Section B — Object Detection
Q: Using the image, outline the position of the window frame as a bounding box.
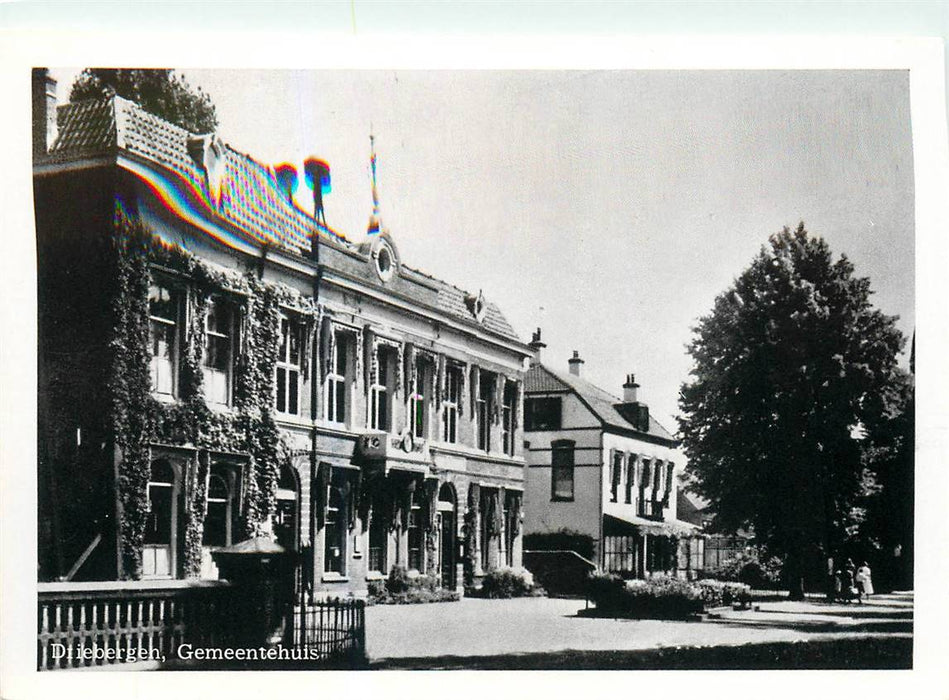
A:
[524,396,562,431]
[203,296,235,407]
[323,483,346,574]
[143,459,180,579]
[275,315,303,417]
[202,466,235,549]
[148,280,183,398]
[407,488,424,572]
[501,381,516,457]
[477,372,493,452]
[369,345,394,432]
[550,439,576,502]
[638,459,651,516]
[610,450,623,503]
[625,453,636,504]
[323,331,350,425]
[410,356,431,440]
[368,493,388,575]
[441,364,461,443]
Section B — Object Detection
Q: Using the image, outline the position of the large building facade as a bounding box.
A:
[522,332,700,579]
[33,70,531,597]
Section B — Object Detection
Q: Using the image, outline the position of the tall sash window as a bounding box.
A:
[276,316,302,416]
[203,298,234,406]
[148,282,181,396]
[442,365,461,443]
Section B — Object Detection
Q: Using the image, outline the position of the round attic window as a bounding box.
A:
[375,243,395,282]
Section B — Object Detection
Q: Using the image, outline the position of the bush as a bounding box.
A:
[587,573,705,619]
[479,567,543,598]
[695,578,752,608]
[524,529,595,561]
[709,550,783,589]
[367,565,460,605]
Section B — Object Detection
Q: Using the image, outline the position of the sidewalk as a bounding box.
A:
[366,591,912,669]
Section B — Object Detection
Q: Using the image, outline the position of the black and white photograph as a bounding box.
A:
[2,5,949,699]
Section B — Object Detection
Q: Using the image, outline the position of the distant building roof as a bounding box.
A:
[524,363,677,445]
[676,490,706,527]
[40,96,521,342]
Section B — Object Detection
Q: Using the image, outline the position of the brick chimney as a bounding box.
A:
[622,373,639,402]
[568,350,584,377]
[528,327,546,365]
[32,68,57,157]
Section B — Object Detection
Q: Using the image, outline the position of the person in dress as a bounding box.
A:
[843,559,857,603]
[856,561,874,601]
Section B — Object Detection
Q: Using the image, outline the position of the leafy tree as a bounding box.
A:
[70,69,217,134]
[678,224,906,599]
[858,371,914,590]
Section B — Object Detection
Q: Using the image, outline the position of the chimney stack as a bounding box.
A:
[528,327,546,365]
[32,68,57,157]
[623,373,640,403]
[568,350,584,377]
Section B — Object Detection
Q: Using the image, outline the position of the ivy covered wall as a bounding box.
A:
[109,205,316,578]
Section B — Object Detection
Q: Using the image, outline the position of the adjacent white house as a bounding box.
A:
[522,330,701,579]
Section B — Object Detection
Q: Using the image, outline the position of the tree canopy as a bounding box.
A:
[678,223,906,598]
[70,68,218,134]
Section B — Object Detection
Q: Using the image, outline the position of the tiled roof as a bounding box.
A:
[524,363,571,393]
[676,490,705,527]
[525,363,677,444]
[43,96,523,343]
[432,283,518,340]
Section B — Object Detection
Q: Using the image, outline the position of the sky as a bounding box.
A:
[50,68,915,432]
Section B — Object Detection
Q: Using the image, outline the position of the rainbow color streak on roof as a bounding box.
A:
[41,95,523,343]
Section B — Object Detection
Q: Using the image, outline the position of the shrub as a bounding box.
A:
[366,579,387,599]
[385,565,412,594]
[587,573,705,619]
[695,578,752,608]
[479,567,542,598]
[709,550,783,589]
[367,565,460,605]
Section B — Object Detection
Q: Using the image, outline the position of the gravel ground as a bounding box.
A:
[365,591,912,666]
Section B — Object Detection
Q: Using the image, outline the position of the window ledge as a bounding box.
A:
[365,572,385,581]
[321,574,350,583]
[551,496,575,503]
[275,413,312,428]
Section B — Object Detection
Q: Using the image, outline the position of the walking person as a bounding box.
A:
[856,561,874,602]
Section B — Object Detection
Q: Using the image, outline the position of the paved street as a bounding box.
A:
[366,591,912,669]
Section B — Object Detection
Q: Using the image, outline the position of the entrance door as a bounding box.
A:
[437,483,456,589]
[438,510,455,589]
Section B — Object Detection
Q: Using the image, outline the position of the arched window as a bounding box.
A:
[203,470,232,548]
[144,460,178,578]
[274,465,299,551]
